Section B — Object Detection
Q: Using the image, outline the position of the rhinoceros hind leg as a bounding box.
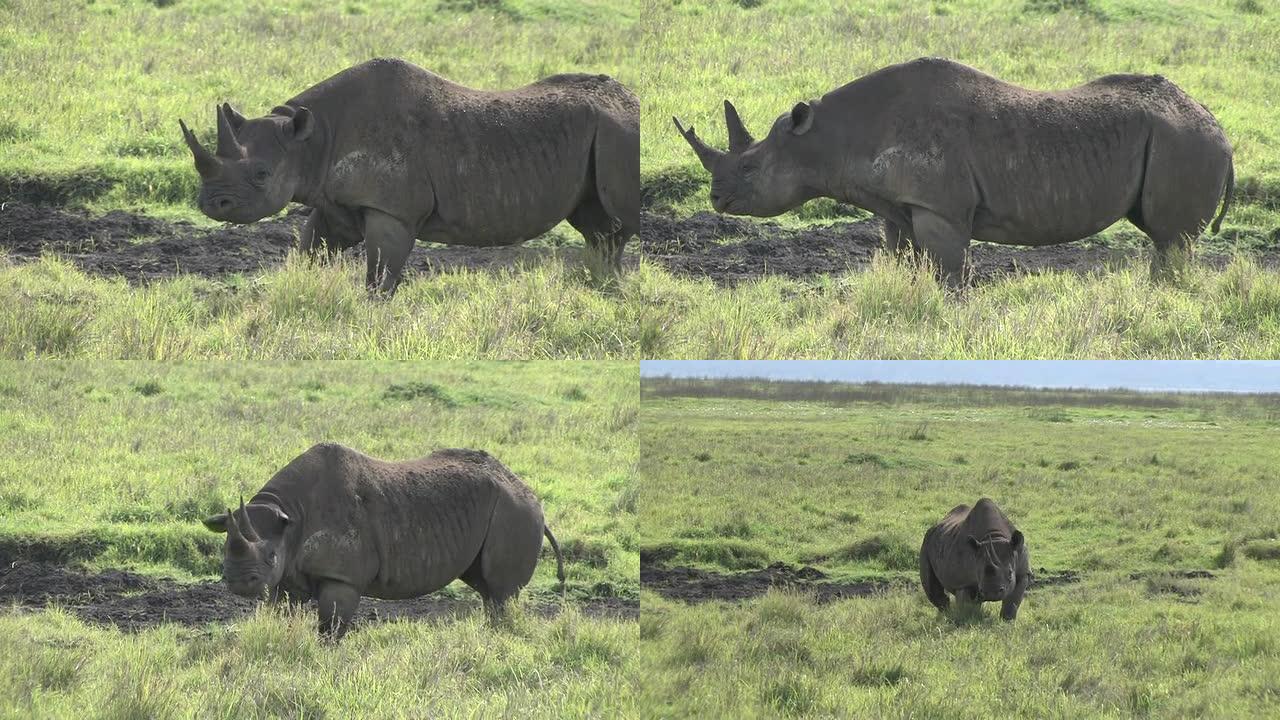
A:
[362,208,415,295]
[471,491,544,616]
[569,196,628,282]
[316,580,360,640]
[908,207,970,286]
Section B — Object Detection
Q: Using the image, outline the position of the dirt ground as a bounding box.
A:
[641,210,1280,286]
[641,560,1090,604]
[0,560,637,631]
[0,200,624,284]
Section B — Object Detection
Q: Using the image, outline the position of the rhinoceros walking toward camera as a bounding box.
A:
[180,57,638,293]
[675,57,1233,282]
[920,498,1030,621]
[202,443,565,639]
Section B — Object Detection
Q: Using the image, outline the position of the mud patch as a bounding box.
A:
[641,211,1280,286]
[642,562,1082,603]
[0,201,626,285]
[0,561,636,631]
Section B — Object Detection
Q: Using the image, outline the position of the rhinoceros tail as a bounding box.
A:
[1211,160,1234,235]
[544,525,566,599]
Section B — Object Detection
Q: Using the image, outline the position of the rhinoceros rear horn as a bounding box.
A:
[673,116,723,171]
[179,119,219,179]
[226,507,251,554]
[723,100,754,152]
[216,104,244,158]
[238,495,261,542]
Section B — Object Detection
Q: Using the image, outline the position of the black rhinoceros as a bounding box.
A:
[181,58,638,293]
[202,443,565,638]
[920,498,1030,621]
[676,57,1233,282]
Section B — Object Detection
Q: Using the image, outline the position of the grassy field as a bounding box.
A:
[638,379,1280,717]
[0,253,642,359]
[0,361,639,717]
[0,0,643,359]
[638,0,1280,358]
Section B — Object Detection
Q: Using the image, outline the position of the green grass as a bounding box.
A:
[0,0,639,217]
[0,360,638,716]
[0,253,643,358]
[0,0,643,359]
[636,253,1280,358]
[639,0,1280,358]
[0,360,638,595]
[1,606,637,719]
[638,382,1280,717]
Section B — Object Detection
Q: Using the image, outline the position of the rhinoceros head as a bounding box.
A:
[178,103,315,224]
[969,530,1023,601]
[202,497,291,599]
[673,99,821,217]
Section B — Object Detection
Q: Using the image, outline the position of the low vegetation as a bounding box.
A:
[0,361,639,717]
[639,379,1280,717]
[639,0,1280,359]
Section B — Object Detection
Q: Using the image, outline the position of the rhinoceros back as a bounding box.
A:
[285,58,613,245]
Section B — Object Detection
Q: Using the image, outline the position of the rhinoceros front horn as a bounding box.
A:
[673,116,724,171]
[215,104,243,158]
[178,119,218,179]
[723,100,754,152]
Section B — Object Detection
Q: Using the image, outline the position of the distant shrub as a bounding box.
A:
[1243,540,1280,561]
[694,452,712,462]
[1024,0,1106,20]
[1237,0,1265,15]
[845,452,891,468]
[1213,541,1237,569]
[132,379,162,397]
[1057,460,1081,471]
[383,381,456,407]
[906,422,930,441]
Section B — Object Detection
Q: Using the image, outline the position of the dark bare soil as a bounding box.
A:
[641,561,1084,603]
[0,561,636,631]
[641,210,1280,286]
[0,201,621,284]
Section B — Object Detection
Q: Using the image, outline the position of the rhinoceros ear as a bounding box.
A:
[790,102,814,136]
[1010,530,1024,550]
[289,106,314,143]
[202,512,230,533]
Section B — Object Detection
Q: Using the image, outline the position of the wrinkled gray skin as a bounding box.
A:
[675,57,1234,283]
[202,443,566,639]
[180,57,638,293]
[919,498,1030,621]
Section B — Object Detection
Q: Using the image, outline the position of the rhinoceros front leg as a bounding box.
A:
[908,206,971,285]
[1001,571,1029,622]
[315,580,361,640]
[362,208,415,295]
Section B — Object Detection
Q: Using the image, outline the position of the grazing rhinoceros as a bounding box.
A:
[920,498,1030,621]
[674,57,1233,282]
[180,57,638,293]
[202,443,565,638]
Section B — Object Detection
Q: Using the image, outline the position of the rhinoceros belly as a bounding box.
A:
[967,114,1148,246]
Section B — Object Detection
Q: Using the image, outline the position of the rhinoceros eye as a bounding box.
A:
[267,551,277,565]
[254,168,271,183]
